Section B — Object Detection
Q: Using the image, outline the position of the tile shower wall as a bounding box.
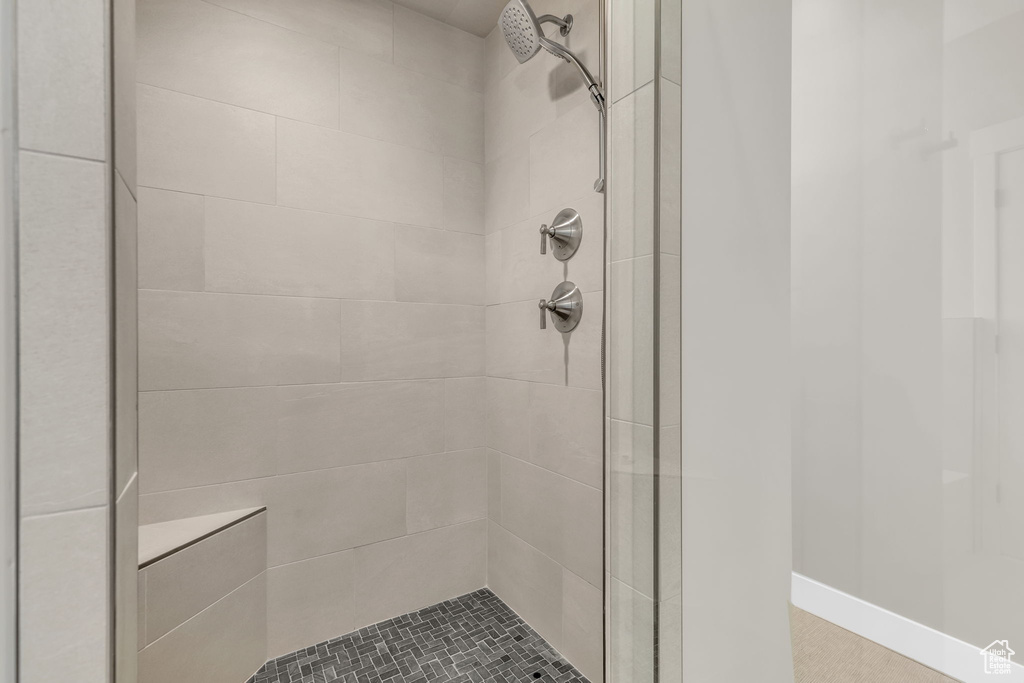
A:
[135,0,489,660]
[482,2,605,680]
[14,0,128,678]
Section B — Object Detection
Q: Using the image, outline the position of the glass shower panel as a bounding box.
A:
[605,0,678,678]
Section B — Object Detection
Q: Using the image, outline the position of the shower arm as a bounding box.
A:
[536,13,573,35]
[540,36,607,192]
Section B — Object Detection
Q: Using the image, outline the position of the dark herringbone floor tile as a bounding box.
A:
[247,589,591,683]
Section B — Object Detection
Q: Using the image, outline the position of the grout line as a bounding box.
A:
[139,448,490,498]
[137,184,482,236]
[137,82,483,165]
[264,518,488,572]
[137,287,488,307]
[490,518,602,594]
[139,570,266,651]
[17,147,106,166]
[487,448,602,494]
[19,503,108,522]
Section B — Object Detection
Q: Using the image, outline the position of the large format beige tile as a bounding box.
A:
[137,85,276,203]
[392,0,458,23]
[114,176,139,500]
[17,0,105,159]
[276,380,445,473]
[277,118,444,227]
[18,153,109,516]
[20,508,108,683]
[609,577,654,683]
[530,101,601,218]
[143,513,267,644]
[138,574,267,683]
[265,462,407,565]
[137,572,147,651]
[487,521,563,649]
[444,0,509,38]
[138,290,341,390]
[115,477,139,683]
[137,187,205,292]
[338,301,484,380]
[484,21,519,83]
[528,383,603,489]
[562,568,604,683]
[484,53,557,162]
[445,377,486,450]
[204,199,396,300]
[500,455,602,588]
[138,0,339,127]
[549,0,602,117]
[443,157,485,234]
[206,0,393,61]
[486,297,602,391]
[394,6,486,93]
[267,550,355,658]
[139,461,407,566]
[609,420,654,598]
[609,256,654,424]
[610,468,654,599]
[349,520,487,627]
[485,300,564,385]
[395,226,484,305]
[485,377,529,458]
[609,84,655,260]
[484,146,530,233]
[485,232,502,304]
[269,520,487,658]
[338,48,483,163]
[406,450,487,533]
[138,479,266,528]
[114,0,137,192]
[139,387,278,493]
[609,0,654,103]
[487,448,502,523]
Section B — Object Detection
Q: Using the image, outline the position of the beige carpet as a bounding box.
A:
[791,606,962,683]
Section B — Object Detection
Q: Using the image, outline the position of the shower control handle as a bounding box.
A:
[538,282,583,333]
[538,209,583,261]
[538,298,554,329]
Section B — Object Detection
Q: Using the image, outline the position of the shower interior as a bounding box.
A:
[131,0,606,682]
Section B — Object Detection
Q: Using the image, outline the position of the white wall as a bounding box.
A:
[134,0,489,660]
[793,0,1024,664]
[680,0,794,680]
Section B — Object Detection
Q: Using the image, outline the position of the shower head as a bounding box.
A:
[499,0,601,98]
[499,0,544,64]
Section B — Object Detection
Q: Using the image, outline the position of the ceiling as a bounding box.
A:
[392,0,508,37]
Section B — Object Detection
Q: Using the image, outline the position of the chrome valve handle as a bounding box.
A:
[538,282,583,332]
[537,209,582,261]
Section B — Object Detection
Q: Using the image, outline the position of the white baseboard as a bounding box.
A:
[791,572,1024,683]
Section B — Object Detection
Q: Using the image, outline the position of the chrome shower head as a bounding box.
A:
[499,0,543,64]
[499,0,602,101]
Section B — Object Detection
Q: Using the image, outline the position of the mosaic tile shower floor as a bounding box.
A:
[247,588,592,683]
